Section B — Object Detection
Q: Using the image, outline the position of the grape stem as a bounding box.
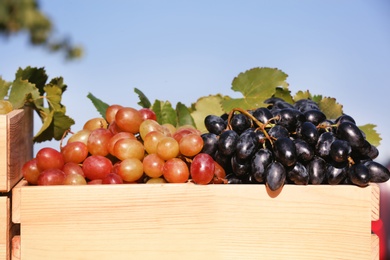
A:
[226,108,276,146]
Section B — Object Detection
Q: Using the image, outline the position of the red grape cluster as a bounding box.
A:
[21,105,226,185]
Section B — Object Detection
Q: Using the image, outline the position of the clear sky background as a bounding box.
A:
[1,0,390,164]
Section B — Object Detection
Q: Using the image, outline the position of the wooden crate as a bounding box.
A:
[0,108,33,192]
[11,180,380,260]
[0,196,10,260]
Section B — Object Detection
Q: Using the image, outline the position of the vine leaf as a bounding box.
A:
[33,110,75,143]
[359,124,381,147]
[221,67,289,111]
[134,88,151,108]
[318,97,343,120]
[8,78,39,109]
[176,102,195,127]
[0,77,11,99]
[87,92,109,119]
[15,66,48,95]
[190,95,226,133]
[152,100,177,126]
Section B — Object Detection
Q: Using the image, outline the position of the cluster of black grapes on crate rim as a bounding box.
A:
[201,98,390,191]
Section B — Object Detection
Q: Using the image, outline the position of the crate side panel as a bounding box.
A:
[19,184,375,260]
[0,196,9,260]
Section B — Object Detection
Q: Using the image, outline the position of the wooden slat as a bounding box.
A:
[371,234,379,260]
[0,108,33,192]
[0,196,9,260]
[14,183,377,260]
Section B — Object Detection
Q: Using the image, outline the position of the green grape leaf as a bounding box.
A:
[273,87,294,104]
[87,92,109,119]
[33,110,75,143]
[8,78,40,109]
[176,102,195,127]
[318,97,343,120]
[311,95,323,103]
[190,94,226,133]
[152,100,177,126]
[15,66,48,95]
[0,77,11,99]
[293,90,312,101]
[49,77,67,93]
[44,84,63,111]
[359,124,381,147]
[221,67,289,111]
[134,88,151,108]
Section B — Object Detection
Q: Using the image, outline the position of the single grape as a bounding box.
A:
[306,156,327,184]
[315,132,336,158]
[337,121,366,149]
[87,128,113,156]
[326,161,348,185]
[348,163,370,187]
[105,104,123,124]
[67,129,91,145]
[113,138,145,161]
[107,132,136,156]
[115,107,143,134]
[230,113,251,134]
[82,155,113,180]
[303,110,326,126]
[296,121,319,145]
[252,107,273,125]
[294,99,320,112]
[273,137,297,167]
[83,117,108,131]
[163,158,190,183]
[139,119,164,140]
[200,133,218,156]
[265,161,286,191]
[21,158,41,185]
[62,162,85,177]
[37,168,65,185]
[267,125,289,140]
[190,153,215,185]
[102,173,124,184]
[274,108,305,132]
[287,161,309,185]
[146,177,167,184]
[179,133,204,157]
[143,153,165,178]
[36,147,65,171]
[217,130,239,156]
[63,173,87,185]
[335,114,356,125]
[364,161,390,183]
[204,115,227,135]
[156,137,180,160]
[235,129,260,161]
[139,108,157,121]
[117,158,144,182]
[293,139,314,162]
[251,148,273,183]
[329,139,351,163]
[61,141,89,164]
[231,155,250,177]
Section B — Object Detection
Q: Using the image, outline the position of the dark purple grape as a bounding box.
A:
[335,114,356,125]
[329,139,351,163]
[231,155,250,177]
[348,163,370,187]
[268,125,289,139]
[214,151,232,173]
[274,108,305,132]
[337,121,366,149]
[230,113,251,135]
[315,132,336,158]
[287,161,309,185]
[252,107,273,125]
[296,121,319,145]
[251,148,273,183]
[326,161,348,185]
[294,99,320,112]
[204,115,226,135]
[265,161,286,191]
[364,161,390,183]
[273,137,297,167]
[306,156,327,184]
[352,140,379,160]
[200,133,218,156]
[293,139,314,162]
[218,130,239,156]
[304,110,326,126]
[226,173,243,184]
[236,129,260,161]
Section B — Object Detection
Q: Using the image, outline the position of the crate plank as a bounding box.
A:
[12,182,378,260]
[0,108,33,192]
[0,196,9,260]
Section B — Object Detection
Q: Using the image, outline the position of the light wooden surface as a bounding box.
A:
[0,196,9,260]
[12,181,379,260]
[0,108,33,192]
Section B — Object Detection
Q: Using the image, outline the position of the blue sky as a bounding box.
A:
[1,0,390,163]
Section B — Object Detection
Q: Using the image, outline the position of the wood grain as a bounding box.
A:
[12,182,378,259]
[0,196,9,260]
[0,108,33,192]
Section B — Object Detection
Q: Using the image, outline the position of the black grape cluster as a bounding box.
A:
[201,98,390,191]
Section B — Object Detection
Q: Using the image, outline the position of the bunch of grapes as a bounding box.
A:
[201,98,390,190]
[21,105,225,186]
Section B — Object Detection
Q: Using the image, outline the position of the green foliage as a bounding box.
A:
[359,124,381,147]
[88,66,382,146]
[0,0,83,60]
[1,66,75,143]
[87,92,109,119]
